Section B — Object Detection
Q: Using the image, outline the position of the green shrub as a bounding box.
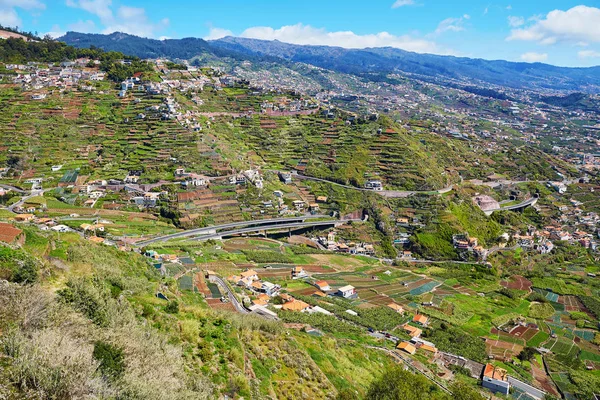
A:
[93,341,125,379]
[165,300,179,314]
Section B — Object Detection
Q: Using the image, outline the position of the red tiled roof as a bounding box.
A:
[0,222,23,244]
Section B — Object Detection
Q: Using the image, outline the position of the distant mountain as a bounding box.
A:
[59,32,600,93]
[211,37,600,93]
[59,31,236,60]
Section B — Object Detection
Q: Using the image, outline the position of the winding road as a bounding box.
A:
[290,172,454,198]
[209,274,248,314]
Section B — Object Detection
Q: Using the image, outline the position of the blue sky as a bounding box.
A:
[4,0,600,67]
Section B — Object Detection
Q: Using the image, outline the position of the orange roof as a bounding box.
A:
[241,269,258,278]
[413,314,428,325]
[419,344,437,353]
[88,236,105,244]
[14,214,34,221]
[403,324,422,337]
[282,300,310,311]
[387,303,404,312]
[315,280,329,288]
[257,293,270,301]
[251,281,263,289]
[397,342,416,354]
[0,222,23,244]
[252,299,268,306]
[483,364,507,381]
[279,293,294,302]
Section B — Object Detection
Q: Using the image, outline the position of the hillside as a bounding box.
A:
[1,31,600,400]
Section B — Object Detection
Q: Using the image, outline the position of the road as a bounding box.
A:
[188,220,359,242]
[133,214,334,246]
[0,184,27,194]
[7,188,46,212]
[483,197,538,216]
[209,275,249,314]
[290,172,453,198]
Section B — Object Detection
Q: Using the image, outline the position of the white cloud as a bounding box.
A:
[434,15,469,35]
[229,23,453,54]
[204,27,234,40]
[391,0,414,8]
[578,50,600,59]
[66,0,168,37]
[520,52,548,62]
[508,6,600,45]
[0,0,45,27]
[45,23,65,38]
[69,19,96,33]
[507,16,524,27]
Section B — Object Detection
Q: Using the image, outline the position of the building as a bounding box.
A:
[314,280,331,291]
[291,266,308,279]
[364,180,383,191]
[413,314,429,326]
[278,171,292,184]
[387,303,404,314]
[14,214,34,222]
[240,269,259,282]
[0,223,25,246]
[403,324,423,338]
[337,285,357,298]
[419,344,438,354]
[281,300,310,312]
[397,342,417,355]
[481,364,510,395]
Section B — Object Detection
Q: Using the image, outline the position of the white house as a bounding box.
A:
[337,285,357,298]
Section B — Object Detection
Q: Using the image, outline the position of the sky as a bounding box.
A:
[3,0,600,67]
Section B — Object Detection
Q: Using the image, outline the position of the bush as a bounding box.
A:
[93,341,125,379]
[165,300,179,314]
[0,246,39,284]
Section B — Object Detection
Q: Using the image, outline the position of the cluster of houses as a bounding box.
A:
[228,269,281,299]
[8,60,105,95]
[452,234,486,258]
[318,231,376,256]
[230,169,263,189]
[515,225,598,252]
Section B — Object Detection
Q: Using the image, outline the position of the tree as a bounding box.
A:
[517,347,536,362]
[93,341,125,380]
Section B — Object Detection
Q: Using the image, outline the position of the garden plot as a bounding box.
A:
[485,338,524,361]
[178,275,194,291]
[558,295,590,314]
[508,325,540,341]
[500,275,532,291]
[533,288,560,303]
[194,272,211,297]
[572,329,596,341]
[546,338,579,358]
[409,280,441,296]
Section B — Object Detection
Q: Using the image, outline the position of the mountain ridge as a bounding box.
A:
[59,31,600,93]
